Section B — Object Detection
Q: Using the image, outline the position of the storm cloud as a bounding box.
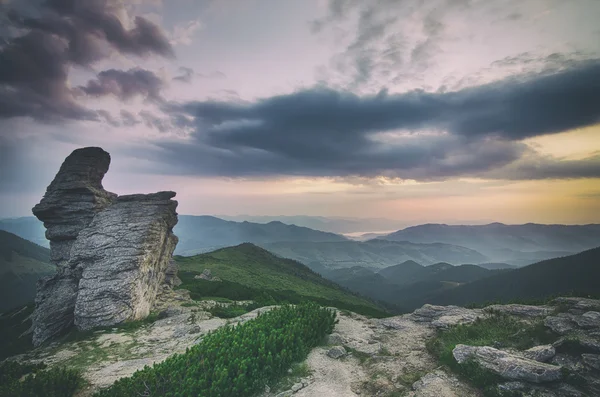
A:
[79,68,164,101]
[156,61,600,180]
[0,0,173,121]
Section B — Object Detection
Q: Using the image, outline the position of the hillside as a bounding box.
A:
[322,261,504,312]
[382,223,600,265]
[0,230,55,312]
[426,246,600,306]
[0,217,48,248]
[174,243,389,317]
[173,215,348,255]
[261,239,487,270]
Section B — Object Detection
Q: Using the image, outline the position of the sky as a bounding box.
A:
[0,0,599,224]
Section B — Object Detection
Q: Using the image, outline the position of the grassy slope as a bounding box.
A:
[175,243,389,317]
[0,230,55,312]
[428,246,600,306]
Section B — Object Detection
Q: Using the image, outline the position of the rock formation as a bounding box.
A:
[31,147,178,345]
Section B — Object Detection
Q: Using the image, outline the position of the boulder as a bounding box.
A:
[327,346,347,359]
[453,344,563,383]
[31,147,179,345]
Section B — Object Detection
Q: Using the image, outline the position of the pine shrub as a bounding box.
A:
[96,302,336,397]
[0,361,83,397]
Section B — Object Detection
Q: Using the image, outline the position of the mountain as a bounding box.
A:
[171,215,348,255]
[174,243,388,317]
[321,259,505,312]
[381,223,600,265]
[377,260,428,284]
[422,247,600,307]
[261,239,488,270]
[216,215,407,234]
[473,262,515,270]
[0,230,55,312]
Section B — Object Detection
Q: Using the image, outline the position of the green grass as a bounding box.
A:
[0,305,35,360]
[175,243,390,318]
[426,312,559,397]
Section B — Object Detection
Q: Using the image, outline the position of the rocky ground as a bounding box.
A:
[8,295,600,397]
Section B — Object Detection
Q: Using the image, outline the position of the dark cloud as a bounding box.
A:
[173,66,194,83]
[0,0,173,121]
[79,68,164,101]
[154,62,600,180]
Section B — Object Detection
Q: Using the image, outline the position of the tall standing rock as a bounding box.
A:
[31,147,179,345]
[32,147,117,266]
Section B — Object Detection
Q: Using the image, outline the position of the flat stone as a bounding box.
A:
[545,314,577,335]
[553,297,600,313]
[485,304,553,318]
[574,311,600,329]
[522,345,556,363]
[453,344,563,383]
[410,304,483,328]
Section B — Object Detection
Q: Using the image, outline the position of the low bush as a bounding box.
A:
[95,302,336,396]
[0,360,83,397]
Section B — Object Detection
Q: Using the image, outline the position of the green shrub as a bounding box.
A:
[0,361,83,397]
[95,302,336,397]
[426,313,559,397]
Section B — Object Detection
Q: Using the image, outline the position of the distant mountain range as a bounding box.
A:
[0,230,55,312]
[321,259,510,311]
[321,246,600,312]
[216,215,408,234]
[174,215,347,255]
[2,216,599,269]
[381,223,600,265]
[261,239,488,270]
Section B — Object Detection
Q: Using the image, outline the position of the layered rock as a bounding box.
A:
[453,344,563,383]
[31,147,178,345]
[32,147,117,266]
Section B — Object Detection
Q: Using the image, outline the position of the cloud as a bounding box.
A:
[79,68,164,101]
[120,109,140,126]
[97,110,120,127]
[153,61,600,180]
[169,19,202,46]
[0,0,173,121]
[173,66,195,83]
